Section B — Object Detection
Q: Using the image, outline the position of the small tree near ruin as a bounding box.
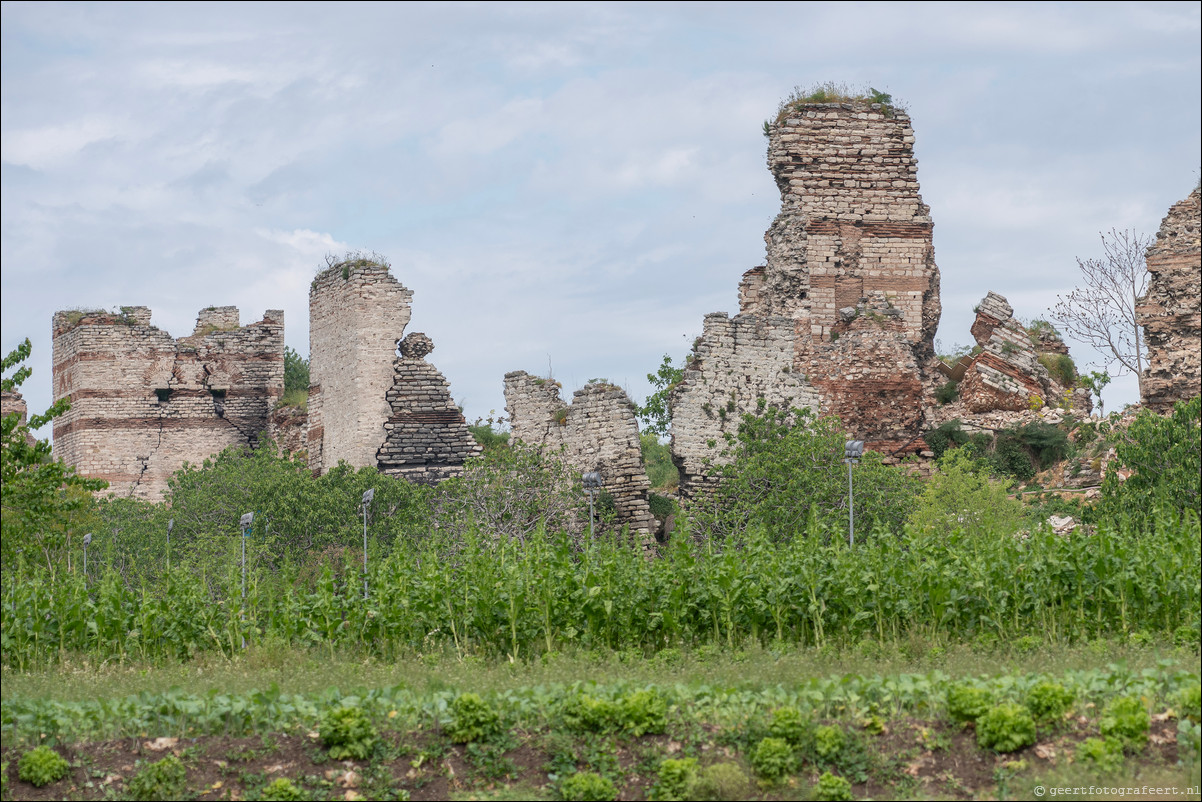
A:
[1052,229,1151,399]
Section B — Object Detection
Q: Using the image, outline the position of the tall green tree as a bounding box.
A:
[637,354,683,438]
[2,339,107,569]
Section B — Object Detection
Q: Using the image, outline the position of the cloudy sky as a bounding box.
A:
[3,2,1199,436]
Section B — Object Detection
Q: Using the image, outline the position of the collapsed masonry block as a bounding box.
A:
[51,306,284,499]
[377,333,482,484]
[504,371,656,550]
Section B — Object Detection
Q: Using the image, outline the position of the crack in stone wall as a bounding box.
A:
[504,371,656,551]
[1138,188,1201,412]
[52,305,284,500]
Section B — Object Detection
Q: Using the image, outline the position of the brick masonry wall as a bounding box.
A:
[504,371,656,551]
[51,306,284,499]
[308,262,412,474]
[670,101,942,496]
[1138,188,1201,413]
[377,333,482,484]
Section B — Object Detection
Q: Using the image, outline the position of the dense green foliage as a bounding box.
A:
[814,772,854,801]
[693,405,921,542]
[446,693,501,743]
[1100,695,1149,749]
[259,777,307,801]
[2,340,108,569]
[319,705,378,759]
[906,450,1028,538]
[16,746,69,787]
[559,771,617,801]
[1099,396,1200,527]
[283,346,310,393]
[640,433,679,490]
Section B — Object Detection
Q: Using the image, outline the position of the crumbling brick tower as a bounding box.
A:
[671,100,942,498]
[307,260,413,474]
[52,306,284,499]
[1138,187,1201,412]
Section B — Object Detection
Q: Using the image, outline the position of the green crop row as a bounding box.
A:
[3,510,1198,668]
[2,663,1197,748]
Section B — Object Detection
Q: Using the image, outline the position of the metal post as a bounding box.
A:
[361,488,375,602]
[582,472,602,539]
[239,512,253,649]
[167,518,173,573]
[83,532,91,579]
[847,461,854,548]
[588,491,596,538]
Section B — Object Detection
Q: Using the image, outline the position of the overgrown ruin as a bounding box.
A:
[51,306,284,499]
[307,258,479,483]
[1138,187,1202,412]
[671,100,943,497]
[504,371,656,550]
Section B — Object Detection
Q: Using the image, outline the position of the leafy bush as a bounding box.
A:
[283,346,309,394]
[813,771,854,801]
[1100,696,1149,749]
[558,771,617,801]
[924,419,991,460]
[936,381,959,405]
[259,777,307,801]
[1038,352,1077,387]
[1013,421,1070,469]
[651,758,698,801]
[17,746,69,788]
[319,706,378,759]
[751,736,795,781]
[1077,736,1124,772]
[126,755,187,801]
[642,434,680,491]
[908,452,1027,538]
[768,706,809,744]
[1026,681,1074,725]
[446,693,501,743]
[814,724,846,759]
[696,405,920,542]
[1099,396,1200,528]
[976,703,1037,753]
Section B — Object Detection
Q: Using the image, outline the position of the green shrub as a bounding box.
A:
[558,771,617,801]
[17,746,69,788]
[1100,696,1149,749]
[814,724,846,759]
[642,434,680,491]
[936,381,959,405]
[618,689,668,735]
[259,777,307,801]
[1037,352,1077,387]
[446,693,501,743]
[1014,421,1070,469]
[976,703,1037,753]
[1026,681,1074,724]
[813,771,854,801]
[318,706,378,759]
[126,755,187,801]
[651,758,698,801]
[768,706,809,745]
[1173,683,1201,724]
[751,737,795,781]
[910,451,1027,538]
[1077,736,1124,772]
[689,763,750,800]
[562,689,667,736]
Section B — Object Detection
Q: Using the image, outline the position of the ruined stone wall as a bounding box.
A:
[670,101,941,495]
[670,313,819,496]
[308,262,412,474]
[2,390,37,447]
[1138,188,1201,412]
[377,333,482,484]
[504,371,656,550]
[266,405,308,457]
[52,306,284,499]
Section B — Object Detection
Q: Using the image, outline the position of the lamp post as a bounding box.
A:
[361,488,375,601]
[239,512,253,648]
[582,472,602,538]
[83,532,92,580]
[167,518,173,573]
[844,440,864,547]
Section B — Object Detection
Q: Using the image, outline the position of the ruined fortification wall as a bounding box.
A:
[52,306,284,499]
[504,371,655,550]
[670,313,819,496]
[671,101,941,494]
[308,262,412,474]
[377,333,482,484]
[1138,188,1201,412]
[2,390,37,448]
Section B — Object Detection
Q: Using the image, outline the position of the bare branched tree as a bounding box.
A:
[1051,228,1152,398]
